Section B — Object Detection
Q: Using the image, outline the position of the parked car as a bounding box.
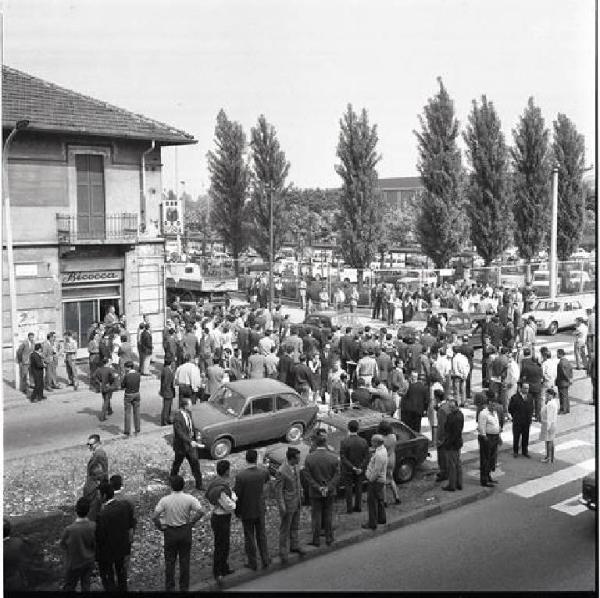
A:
[263,405,429,502]
[580,472,597,511]
[523,297,587,336]
[397,309,457,338]
[398,269,438,290]
[298,311,371,346]
[193,379,319,459]
[446,312,485,349]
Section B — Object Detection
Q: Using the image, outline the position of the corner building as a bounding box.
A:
[2,66,196,361]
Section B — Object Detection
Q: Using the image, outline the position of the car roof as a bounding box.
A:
[318,406,407,430]
[223,379,298,399]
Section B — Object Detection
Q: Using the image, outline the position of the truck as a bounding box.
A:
[165,261,238,304]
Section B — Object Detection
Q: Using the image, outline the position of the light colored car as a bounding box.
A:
[565,270,592,292]
[523,297,587,335]
[398,269,438,289]
[570,247,591,260]
[531,270,559,296]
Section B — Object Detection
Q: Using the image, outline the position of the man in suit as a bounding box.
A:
[29,342,46,402]
[93,358,116,422]
[303,433,340,547]
[237,323,251,372]
[508,382,534,457]
[139,323,153,376]
[273,447,306,565]
[556,348,574,414]
[160,359,176,426]
[170,397,203,490]
[234,449,271,571]
[95,481,136,591]
[86,434,108,483]
[441,398,464,491]
[339,419,369,513]
[401,371,428,433]
[16,332,35,397]
[110,474,137,560]
[339,327,354,370]
[42,331,61,390]
[206,357,225,397]
[278,345,295,387]
[519,348,543,421]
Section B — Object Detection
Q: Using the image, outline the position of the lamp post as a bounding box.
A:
[3,119,30,388]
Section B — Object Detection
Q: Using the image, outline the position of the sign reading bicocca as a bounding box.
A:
[61,270,123,284]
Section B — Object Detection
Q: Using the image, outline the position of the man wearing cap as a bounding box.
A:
[273,447,306,565]
[362,434,388,530]
[121,361,141,436]
[573,317,589,370]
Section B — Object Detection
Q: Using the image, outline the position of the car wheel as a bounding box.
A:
[285,423,304,443]
[210,438,232,459]
[395,458,415,484]
[548,321,558,336]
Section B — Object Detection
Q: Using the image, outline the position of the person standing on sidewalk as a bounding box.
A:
[441,398,464,492]
[274,447,307,565]
[16,332,35,398]
[477,397,501,487]
[88,330,101,391]
[59,497,96,592]
[160,358,176,426]
[139,323,153,376]
[29,343,46,402]
[435,390,451,483]
[42,331,61,390]
[540,389,560,463]
[361,434,388,530]
[573,317,589,370]
[556,348,574,414]
[152,474,205,592]
[63,331,79,390]
[206,460,237,585]
[508,382,533,458]
[519,348,543,422]
[234,449,271,571]
[121,361,141,437]
[93,358,116,422]
[339,419,369,513]
[170,397,203,490]
[586,307,596,357]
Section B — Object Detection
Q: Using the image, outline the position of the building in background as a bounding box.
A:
[2,66,196,362]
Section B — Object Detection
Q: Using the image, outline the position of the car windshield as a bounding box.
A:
[534,300,560,312]
[209,387,247,416]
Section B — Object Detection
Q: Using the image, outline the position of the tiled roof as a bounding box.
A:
[2,66,196,145]
[377,176,423,190]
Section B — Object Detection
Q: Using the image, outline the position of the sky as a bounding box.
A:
[3,0,596,198]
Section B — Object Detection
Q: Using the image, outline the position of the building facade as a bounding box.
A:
[2,66,195,361]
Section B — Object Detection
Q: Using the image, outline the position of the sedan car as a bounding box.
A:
[580,472,597,511]
[446,312,485,349]
[299,311,372,346]
[397,309,457,338]
[263,405,429,501]
[193,379,319,459]
[523,298,587,336]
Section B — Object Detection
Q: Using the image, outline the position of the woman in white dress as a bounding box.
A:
[540,388,560,463]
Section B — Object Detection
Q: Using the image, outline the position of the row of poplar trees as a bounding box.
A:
[207,78,589,282]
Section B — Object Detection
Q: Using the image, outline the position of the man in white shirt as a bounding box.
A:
[357,350,378,387]
[174,356,202,405]
[477,398,501,488]
[451,349,470,407]
[573,317,589,370]
[540,347,558,392]
[504,351,521,414]
[362,434,388,530]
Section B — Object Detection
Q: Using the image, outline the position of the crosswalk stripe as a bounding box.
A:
[534,340,572,349]
[506,458,595,498]
[550,494,589,517]
[529,439,591,454]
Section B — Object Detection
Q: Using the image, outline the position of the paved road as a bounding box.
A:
[232,424,597,592]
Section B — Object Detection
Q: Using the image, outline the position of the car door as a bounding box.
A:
[272,392,307,437]
[236,395,275,445]
[560,302,572,328]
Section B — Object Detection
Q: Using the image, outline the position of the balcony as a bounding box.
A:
[57,213,139,245]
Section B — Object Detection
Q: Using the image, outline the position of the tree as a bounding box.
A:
[207,109,250,273]
[511,97,552,261]
[335,103,382,286]
[463,95,513,265]
[553,113,586,260]
[247,115,291,261]
[414,78,467,268]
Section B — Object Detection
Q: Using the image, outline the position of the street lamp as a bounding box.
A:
[3,119,30,388]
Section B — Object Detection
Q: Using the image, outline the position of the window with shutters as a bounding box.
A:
[76,154,106,239]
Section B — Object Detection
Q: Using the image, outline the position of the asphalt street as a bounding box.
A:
[232,425,597,593]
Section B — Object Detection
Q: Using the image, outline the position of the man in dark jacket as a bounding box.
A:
[401,372,428,432]
[556,348,574,414]
[441,399,464,491]
[95,481,136,592]
[170,398,203,490]
[160,359,176,426]
[339,327,354,369]
[292,355,314,401]
[351,378,372,408]
[339,419,369,513]
[508,382,533,457]
[237,323,251,371]
[233,449,271,571]
[139,323,153,376]
[93,358,116,421]
[277,345,295,387]
[29,342,46,402]
[519,348,543,421]
[303,434,340,547]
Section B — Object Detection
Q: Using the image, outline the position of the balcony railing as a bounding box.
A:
[57,213,139,244]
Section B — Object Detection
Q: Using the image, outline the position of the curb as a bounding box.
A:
[190,485,493,592]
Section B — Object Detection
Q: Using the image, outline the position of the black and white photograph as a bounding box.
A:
[1,0,596,593]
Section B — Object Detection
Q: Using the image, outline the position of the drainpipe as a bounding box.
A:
[140,140,156,232]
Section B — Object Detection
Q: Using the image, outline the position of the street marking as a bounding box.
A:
[550,494,589,517]
[530,439,591,454]
[466,467,506,479]
[506,458,595,498]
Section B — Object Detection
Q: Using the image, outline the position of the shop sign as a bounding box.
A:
[61,270,123,284]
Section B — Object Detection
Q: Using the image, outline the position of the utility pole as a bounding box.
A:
[549,166,558,300]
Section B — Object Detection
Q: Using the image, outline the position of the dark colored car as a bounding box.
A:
[446,312,485,349]
[193,379,319,459]
[298,311,370,346]
[580,472,597,511]
[263,405,430,501]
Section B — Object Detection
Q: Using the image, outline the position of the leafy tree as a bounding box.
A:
[463,95,513,265]
[414,78,467,268]
[553,113,586,260]
[511,97,552,261]
[335,103,382,286]
[247,115,291,261]
[207,109,250,273]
